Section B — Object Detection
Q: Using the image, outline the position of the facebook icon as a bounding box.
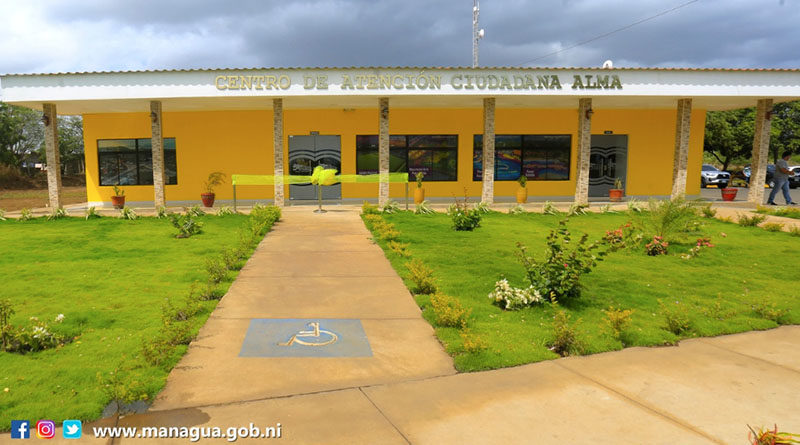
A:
[11,420,30,439]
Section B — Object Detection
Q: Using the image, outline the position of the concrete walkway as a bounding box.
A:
[11,206,800,444]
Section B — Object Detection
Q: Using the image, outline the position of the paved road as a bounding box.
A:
[700,185,800,204]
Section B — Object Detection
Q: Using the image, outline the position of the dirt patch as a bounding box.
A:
[0,186,87,211]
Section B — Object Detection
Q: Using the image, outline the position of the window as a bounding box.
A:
[356,135,458,181]
[98,138,178,186]
[473,135,570,181]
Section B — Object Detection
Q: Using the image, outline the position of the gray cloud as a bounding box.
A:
[1,0,799,74]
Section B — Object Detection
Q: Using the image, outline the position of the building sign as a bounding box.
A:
[214,70,623,92]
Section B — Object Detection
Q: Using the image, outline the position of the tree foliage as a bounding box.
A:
[0,102,83,174]
[704,100,800,169]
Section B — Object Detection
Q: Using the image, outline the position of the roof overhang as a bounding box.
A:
[2,66,799,115]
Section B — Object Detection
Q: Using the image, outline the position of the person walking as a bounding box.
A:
[767,151,797,205]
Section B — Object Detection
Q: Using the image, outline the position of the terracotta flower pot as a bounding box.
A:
[609,189,624,202]
[414,188,425,204]
[111,195,125,209]
[201,193,216,208]
[516,188,528,204]
[720,187,738,202]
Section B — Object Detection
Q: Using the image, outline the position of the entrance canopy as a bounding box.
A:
[2,66,800,114]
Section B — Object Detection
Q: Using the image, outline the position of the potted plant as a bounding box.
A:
[720,185,738,202]
[111,184,125,209]
[414,172,425,204]
[516,175,528,204]
[201,171,226,208]
[609,178,624,202]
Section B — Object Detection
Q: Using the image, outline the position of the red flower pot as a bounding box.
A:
[201,193,216,208]
[609,189,624,202]
[111,195,125,209]
[720,188,738,202]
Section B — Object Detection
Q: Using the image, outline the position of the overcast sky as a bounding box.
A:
[0,0,798,74]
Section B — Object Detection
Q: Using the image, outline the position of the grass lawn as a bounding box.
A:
[0,214,258,431]
[755,205,800,220]
[369,211,800,372]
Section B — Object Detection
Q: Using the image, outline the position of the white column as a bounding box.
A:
[150,101,166,208]
[378,97,390,206]
[273,98,285,207]
[42,103,62,209]
[748,99,773,205]
[670,98,692,199]
[574,98,592,205]
[481,98,496,204]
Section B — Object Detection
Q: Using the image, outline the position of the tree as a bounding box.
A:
[0,103,43,168]
[703,108,754,171]
[769,101,800,162]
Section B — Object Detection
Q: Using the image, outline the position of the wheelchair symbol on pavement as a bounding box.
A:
[278,322,339,347]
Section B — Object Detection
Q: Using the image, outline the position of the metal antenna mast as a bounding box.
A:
[472,0,484,68]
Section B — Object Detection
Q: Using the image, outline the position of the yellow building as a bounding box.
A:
[1,66,797,207]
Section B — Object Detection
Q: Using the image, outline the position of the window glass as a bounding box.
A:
[97,138,178,186]
[356,134,457,181]
[474,134,571,181]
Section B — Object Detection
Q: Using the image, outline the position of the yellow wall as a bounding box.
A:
[83,107,706,204]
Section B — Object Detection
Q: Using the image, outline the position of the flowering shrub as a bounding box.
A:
[488,278,543,310]
[681,237,715,260]
[645,236,669,256]
[447,195,482,231]
[516,219,618,302]
[2,314,69,353]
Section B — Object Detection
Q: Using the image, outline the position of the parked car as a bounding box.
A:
[700,164,730,188]
[743,164,775,188]
[789,166,800,189]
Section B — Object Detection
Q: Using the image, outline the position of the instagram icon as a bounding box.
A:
[36,420,56,439]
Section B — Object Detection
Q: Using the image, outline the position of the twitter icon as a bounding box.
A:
[63,420,82,439]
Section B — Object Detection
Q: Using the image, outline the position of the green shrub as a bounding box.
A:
[516,219,616,302]
[634,198,702,244]
[429,293,470,328]
[644,236,669,256]
[599,203,618,214]
[542,201,561,215]
[85,206,101,220]
[161,295,201,323]
[169,213,204,238]
[382,200,400,214]
[388,240,411,257]
[658,299,692,335]
[603,306,634,342]
[508,204,526,215]
[186,205,206,217]
[156,206,169,219]
[221,247,241,270]
[447,197,482,231]
[217,206,235,216]
[752,299,789,323]
[405,258,438,295]
[414,200,435,215]
[18,208,33,221]
[2,315,69,353]
[361,201,380,215]
[205,257,227,284]
[790,226,800,237]
[701,205,717,218]
[548,308,584,357]
[119,206,138,220]
[475,201,492,213]
[567,203,589,216]
[487,278,543,310]
[46,207,68,220]
[738,213,766,227]
[459,328,487,353]
[627,199,645,213]
[763,222,784,232]
[0,299,15,351]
